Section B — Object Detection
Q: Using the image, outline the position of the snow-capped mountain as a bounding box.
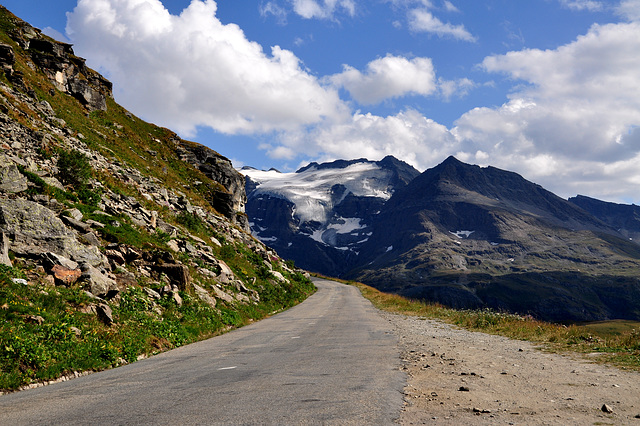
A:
[241,156,419,275]
[242,155,640,322]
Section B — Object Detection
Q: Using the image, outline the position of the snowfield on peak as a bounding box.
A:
[241,162,394,225]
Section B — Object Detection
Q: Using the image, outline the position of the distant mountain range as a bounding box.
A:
[242,156,640,322]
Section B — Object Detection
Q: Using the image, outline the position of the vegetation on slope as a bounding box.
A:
[0,6,316,393]
[349,280,640,371]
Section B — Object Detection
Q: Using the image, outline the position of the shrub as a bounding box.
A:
[57,149,92,187]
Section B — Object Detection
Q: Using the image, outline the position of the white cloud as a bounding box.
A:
[442,1,459,13]
[408,8,476,41]
[559,0,604,11]
[66,0,347,136]
[260,2,289,24]
[616,0,640,21]
[438,77,474,101]
[453,21,640,200]
[277,109,458,169]
[291,0,356,20]
[328,55,437,105]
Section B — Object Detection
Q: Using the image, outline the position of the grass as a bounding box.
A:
[340,278,640,371]
[1,261,315,392]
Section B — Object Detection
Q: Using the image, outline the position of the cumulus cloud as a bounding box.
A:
[453,21,640,199]
[66,0,347,136]
[269,109,458,168]
[328,55,437,105]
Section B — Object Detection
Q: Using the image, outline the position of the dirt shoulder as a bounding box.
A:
[383,312,640,425]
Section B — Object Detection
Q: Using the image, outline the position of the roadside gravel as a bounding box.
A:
[383,312,640,425]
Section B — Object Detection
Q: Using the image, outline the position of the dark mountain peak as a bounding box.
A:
[386,156,610,234]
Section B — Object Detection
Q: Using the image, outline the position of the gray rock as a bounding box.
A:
[80,264,119,299]
[601,404,614,413]
[156,263,191,291]
[171,291,183,307]
[143,287,161,300]
[80,232,101,247]
[0,154,28,193]
[0,199,107,267]
[211,285,235,304]
[96,303,113,325]
[42,176,65,191]
[0,232,11,267]
[193,283,217,308]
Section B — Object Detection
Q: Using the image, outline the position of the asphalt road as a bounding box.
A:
[0,278,405,425]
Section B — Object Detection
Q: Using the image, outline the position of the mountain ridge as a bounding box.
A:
[245,155,640,321]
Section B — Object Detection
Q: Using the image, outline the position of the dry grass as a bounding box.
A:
[339,278,640,371]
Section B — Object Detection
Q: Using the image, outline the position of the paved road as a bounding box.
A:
[0,278,405,425]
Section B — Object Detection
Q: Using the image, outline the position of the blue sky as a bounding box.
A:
[3,0,640,203]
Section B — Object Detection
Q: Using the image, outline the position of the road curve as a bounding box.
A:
[0,278,405,425]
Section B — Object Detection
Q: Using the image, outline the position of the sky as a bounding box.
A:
[2,0,640,204]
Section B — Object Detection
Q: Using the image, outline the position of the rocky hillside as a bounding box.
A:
[242,156,419,275]
[0,6,314,392]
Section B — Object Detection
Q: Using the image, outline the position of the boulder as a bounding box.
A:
[0,154,28,193]
[0,199,107,267]
[96,303,113,325]
[193,283,216,308]
[217,259,235,284]
[51,264,82,286]
[156,263,191,291]
[80,264,119,299]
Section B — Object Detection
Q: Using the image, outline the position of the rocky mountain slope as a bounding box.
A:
[569,194,640,243]
[242,156,419,275]
[349,156,640,321]
[246,155,640,322]
[0,6,314,392]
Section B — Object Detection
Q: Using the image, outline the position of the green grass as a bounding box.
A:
[1,262,315,392]
[340,278,640,371]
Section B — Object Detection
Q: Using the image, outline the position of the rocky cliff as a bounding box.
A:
[0,6,314,392]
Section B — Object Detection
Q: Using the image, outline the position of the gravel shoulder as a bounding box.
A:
[383,312,640,425]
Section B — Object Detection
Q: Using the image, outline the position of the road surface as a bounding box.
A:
[0,278,405,425]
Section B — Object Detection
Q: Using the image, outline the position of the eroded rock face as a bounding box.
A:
[176,140,248,231]
[6,22,112,111]
[0,199,106,267]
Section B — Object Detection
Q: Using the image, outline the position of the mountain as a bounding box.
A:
[348,156,640,321]
[241,156,420,276]
[569,195,640,243]
[246,155,640,322]
[0,6,315,391]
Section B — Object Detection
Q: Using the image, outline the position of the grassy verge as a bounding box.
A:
[1,264,315,392]
[344,279,640,371]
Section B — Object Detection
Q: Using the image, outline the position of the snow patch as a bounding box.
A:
[450,230,475,239]
[386,246,393,252]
